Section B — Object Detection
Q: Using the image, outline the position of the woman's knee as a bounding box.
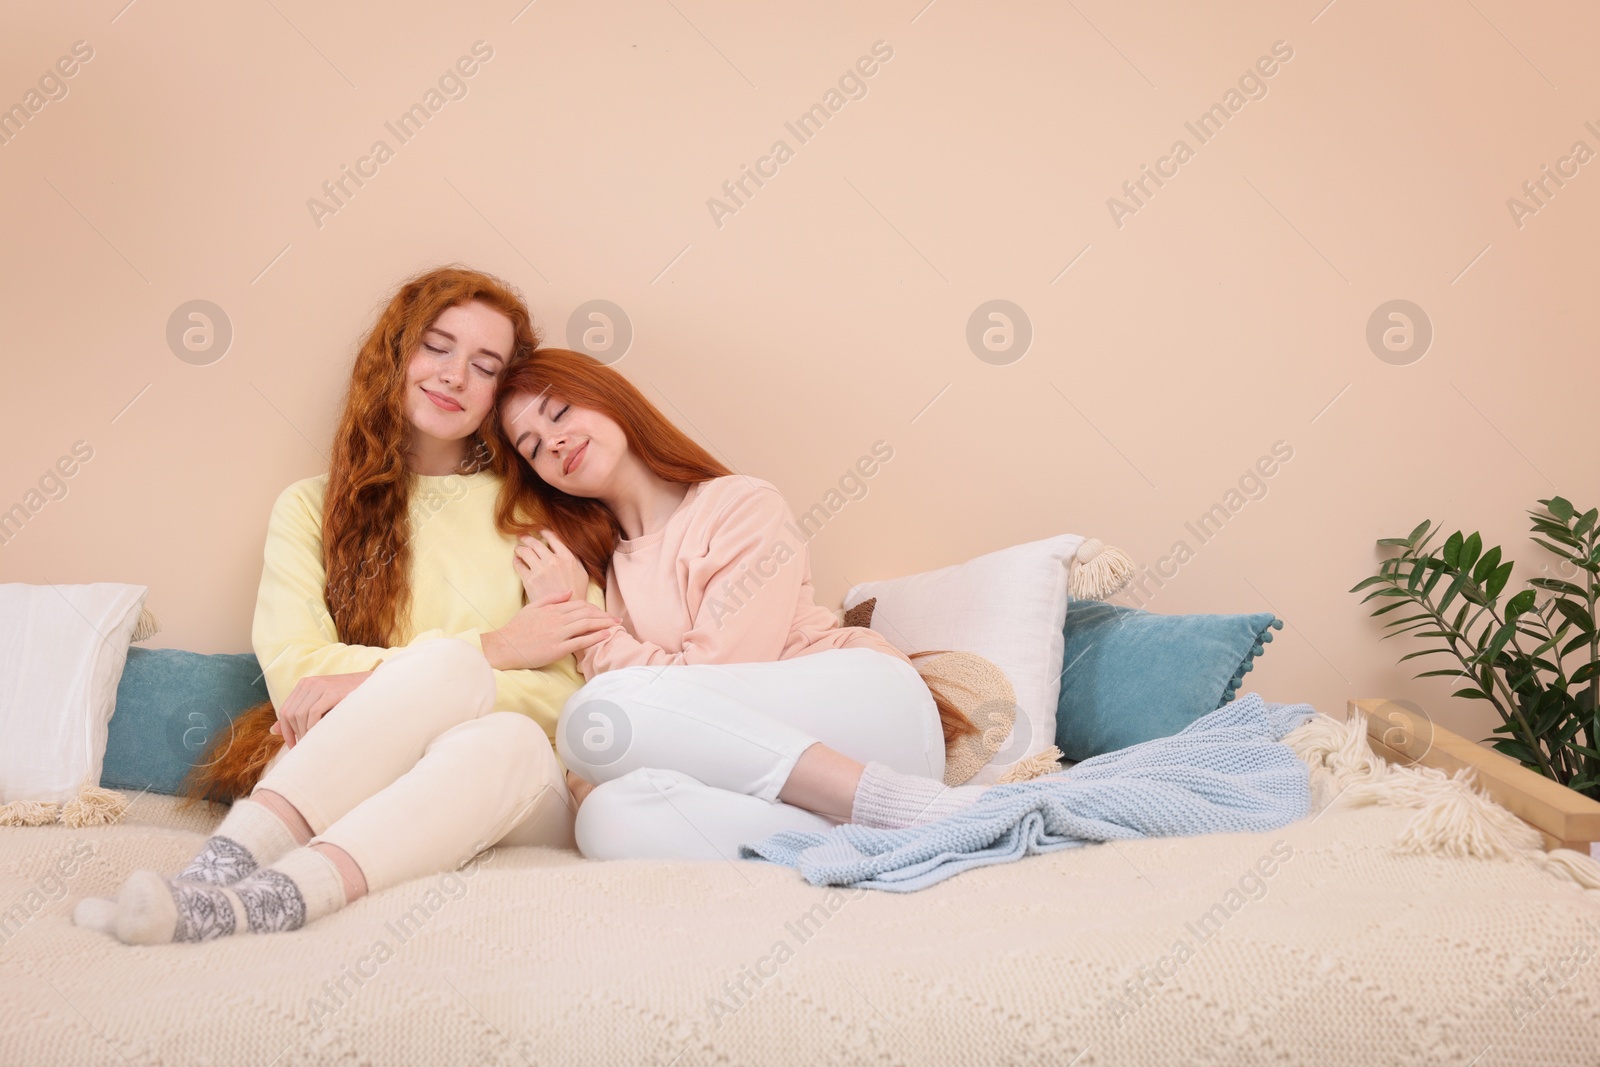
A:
[556,667,657,774]
[384,637,496,711]
[572,768,679,860]
[457,711,558,773]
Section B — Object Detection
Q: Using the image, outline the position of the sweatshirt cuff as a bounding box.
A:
[406,626,486,652]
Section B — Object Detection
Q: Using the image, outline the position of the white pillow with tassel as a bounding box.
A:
[0,583,158,826]
[843,534,1134,786]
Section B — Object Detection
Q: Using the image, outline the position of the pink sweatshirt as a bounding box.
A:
[576,475,911,677]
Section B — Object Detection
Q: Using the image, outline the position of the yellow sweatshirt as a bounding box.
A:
[250,469,599,742]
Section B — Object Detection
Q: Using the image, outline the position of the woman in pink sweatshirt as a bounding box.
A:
[490,347,992,861]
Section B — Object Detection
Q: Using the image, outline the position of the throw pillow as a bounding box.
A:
[1054,601,1283,761]
[101,648,270,796]
[0,582,148,823]
[842,534,1132,785]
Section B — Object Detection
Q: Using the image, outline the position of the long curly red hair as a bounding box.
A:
[182,265,542,805]
[487,348,978,747]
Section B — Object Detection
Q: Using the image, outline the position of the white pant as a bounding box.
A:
[254,639,575,893]
[557,647,942,862]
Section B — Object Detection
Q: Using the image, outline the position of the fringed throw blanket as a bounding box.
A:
[742,693,1318,890]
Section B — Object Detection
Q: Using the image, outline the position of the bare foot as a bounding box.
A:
[566,770,597,812]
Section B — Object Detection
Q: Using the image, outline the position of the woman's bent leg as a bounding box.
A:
[312,712,573,894]
[574,768,836,862]
[254,638,497,834]
[557,648,943,802]
[106,711,567,945]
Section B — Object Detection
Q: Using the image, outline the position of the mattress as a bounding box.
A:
[2,745,1598,1065]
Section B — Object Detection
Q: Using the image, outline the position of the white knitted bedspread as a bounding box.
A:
[2,787,1598,1065]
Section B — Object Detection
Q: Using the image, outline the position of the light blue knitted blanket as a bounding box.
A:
[739,692,1317,892]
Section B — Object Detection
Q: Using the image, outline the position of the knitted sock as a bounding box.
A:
[114,847,346,945]
[850,762,988,829]
[175,797,302,886]
[71,895,118,935]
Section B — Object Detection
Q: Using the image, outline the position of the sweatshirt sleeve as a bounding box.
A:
[251,479,592,737]
[251,480,411,711]
[576,483,800,673]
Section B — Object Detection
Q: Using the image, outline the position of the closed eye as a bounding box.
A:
[530,406,571,461]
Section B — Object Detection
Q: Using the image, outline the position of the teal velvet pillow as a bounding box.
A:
[1054,602,1283,762]
[100,647,269,796]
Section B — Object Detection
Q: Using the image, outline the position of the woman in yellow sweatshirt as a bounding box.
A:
[76,267,616,944]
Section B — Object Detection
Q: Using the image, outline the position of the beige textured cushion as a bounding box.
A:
[910,650,1019,785]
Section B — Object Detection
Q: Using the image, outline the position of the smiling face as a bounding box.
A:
[499,389,630,498]
[403,300,513,465]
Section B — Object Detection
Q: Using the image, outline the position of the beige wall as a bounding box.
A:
[2,1,1594,746]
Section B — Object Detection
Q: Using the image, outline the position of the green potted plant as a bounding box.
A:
[1352,497,1600,800]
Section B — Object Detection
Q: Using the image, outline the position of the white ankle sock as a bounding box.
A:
[849,762,987,829]
[114,847,347,945]
[176,797,301,886]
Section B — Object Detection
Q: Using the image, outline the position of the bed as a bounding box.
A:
[2,699,1598,1066]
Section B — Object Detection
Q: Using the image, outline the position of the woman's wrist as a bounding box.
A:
[479,628,519,670]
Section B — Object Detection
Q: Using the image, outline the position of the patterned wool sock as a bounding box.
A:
[175,797,303,886]
[849,761,988,829]
[114,847,347,945]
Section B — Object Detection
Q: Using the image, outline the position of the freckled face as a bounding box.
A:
[500,390,629,497]
[403,300,511,442]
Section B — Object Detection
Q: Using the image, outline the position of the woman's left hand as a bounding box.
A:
[514,529,590,605]
[270,670,374,748]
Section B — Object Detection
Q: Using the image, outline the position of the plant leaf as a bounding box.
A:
[1554,598,1597,634]
[1421,560,1448,598]
[1473,546,1503,584]
[1562,632,1594,657]
[1483,620,1518,665]
[1529,578,1587,598]
[1485,560,1515,601]
[1443,531,1464,568]
[1398,648,1454,662]
[1532,537,1584,562]
[1530,521,1582,548]
[1505,589,1538,617]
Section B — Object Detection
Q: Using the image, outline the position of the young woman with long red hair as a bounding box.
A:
[491,348,995,862]
[74,267,617,943]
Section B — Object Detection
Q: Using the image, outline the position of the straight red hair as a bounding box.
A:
[489,348,730,584]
